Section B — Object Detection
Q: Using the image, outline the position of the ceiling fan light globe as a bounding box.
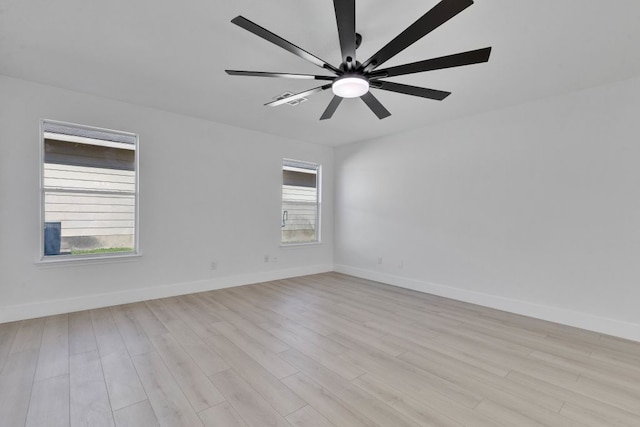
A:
[332,76,369,98]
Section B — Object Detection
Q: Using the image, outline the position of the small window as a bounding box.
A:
[41,120,138,259]
[282,159,321,244]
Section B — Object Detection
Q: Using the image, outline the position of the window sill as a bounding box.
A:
[35,252,142,267]
[280,242,322,248]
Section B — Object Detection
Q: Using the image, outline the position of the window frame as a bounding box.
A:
[281,158,322,246]
[39,119,140,262]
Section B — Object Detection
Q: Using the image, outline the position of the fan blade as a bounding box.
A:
[232,16,341,74]
[333,0,357,68]
[369,47,491,79]
[360,0,474,71]
[320,96,344,120]
[226,70,335,81]
[360,92,391,119]
[265,84,333,107]
[375,81,450,100]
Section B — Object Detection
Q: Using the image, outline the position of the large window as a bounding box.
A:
[282,159,321,244]
[41,121,138,259]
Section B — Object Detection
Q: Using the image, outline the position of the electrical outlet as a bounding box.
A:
[377,257,383,265]
[264,255,270,263]
[272,256,278,263]
[210,261,218,270]
[398,260,404,269]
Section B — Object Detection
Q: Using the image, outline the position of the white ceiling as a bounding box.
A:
[1,0,640,146]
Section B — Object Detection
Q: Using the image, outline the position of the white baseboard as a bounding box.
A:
[0,264,332,323]
[334,264,640,342]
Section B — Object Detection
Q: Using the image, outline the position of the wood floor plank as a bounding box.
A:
[432,329,579,385]
[149,333,224,412]
[132,351,203,427]
[282,372,373,427]
[597,333,640,353]
[111,304,154,356]
[113,400,160,427]
[572,375,640,415]
[92,306,147,411]
[291,338,364,381]
[0,348,39,426]
[35,314,69,381]
[218,310,291,353]
[169,294,229,338]
[159,297,220,339]
[286,405,335,427]
[129,302,169,338]
[199,401,248,427]
[258,304,335,337]
[474,391,580,426]
[0,321,20,370]
[382,331,510,377]
[475,399,545,427]
[297,304,388,344]
[398,349,565,413]
[214,290,273,325]
[461,316,592,361]
[210,369,291,427]
[203,333,306,416]
[560,401,638,427]
[507,371,640,425]
[364,319,440,344]
[327,327,405,357]
[589,347,640,374]
[26,375,70,427]
[228,283,302,324]
[213,321,298,379]
[91,308,127,357]
[281,348,420,427]
[196,291,234,313]
[352,374,465,427]
[333,334,483,409]
[100,351,148,411]
[146,299,229,376]
[433,322,533,358]
[69,310,98,355]
[258,319,348,356]
[360,373,501,427]
[10,318,45,354]
[70,350,114,427]
[530,348,640,395]
[183,293,227,323]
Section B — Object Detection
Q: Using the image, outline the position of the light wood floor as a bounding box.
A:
[2,273,640,426]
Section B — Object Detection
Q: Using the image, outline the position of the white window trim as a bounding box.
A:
[281,158,322,246]
[38,119,140,263]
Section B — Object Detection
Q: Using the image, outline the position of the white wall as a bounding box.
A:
[0,75,334,321]
[335,76,640,341]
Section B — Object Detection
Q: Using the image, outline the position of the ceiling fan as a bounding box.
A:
[225,0,491,120]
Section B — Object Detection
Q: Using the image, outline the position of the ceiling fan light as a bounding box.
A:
[332,76,369,98]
